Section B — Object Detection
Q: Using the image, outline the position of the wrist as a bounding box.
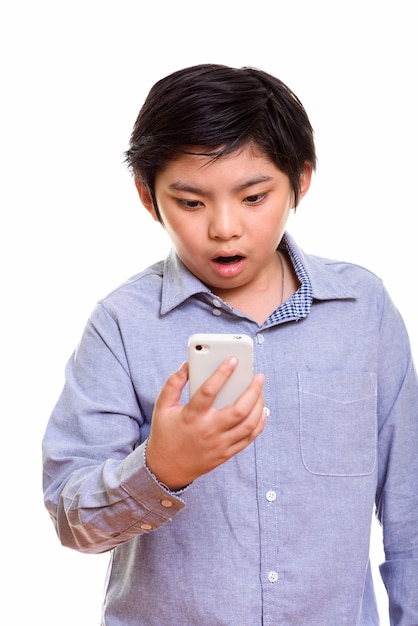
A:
[144,441,191,493]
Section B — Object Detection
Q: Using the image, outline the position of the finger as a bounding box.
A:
[224,401,268,456]
[188,356,239,410]
[221,373,265,426]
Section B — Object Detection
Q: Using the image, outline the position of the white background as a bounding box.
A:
[1,1,416,624]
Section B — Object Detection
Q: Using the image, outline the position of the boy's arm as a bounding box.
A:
[375,292,418,624]
[42,306,186,554]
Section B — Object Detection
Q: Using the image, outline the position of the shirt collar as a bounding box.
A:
[284,232,357,301]
[160,232,356,316]
[160,249,210,314]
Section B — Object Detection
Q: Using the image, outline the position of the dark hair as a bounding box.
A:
[124,64,317,215]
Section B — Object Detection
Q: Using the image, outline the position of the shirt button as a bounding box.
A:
[256,333,264,345]
[268,571,279,583]
[212,298,222,307]
[212,309,222,316]
[140,523,153,531]
[266,490,277,502]
[160,499,173,508]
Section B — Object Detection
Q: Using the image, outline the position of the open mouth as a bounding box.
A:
[214,255,243,265]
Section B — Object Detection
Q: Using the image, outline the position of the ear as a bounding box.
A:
[296,162,313,205]
[134,179,159,222]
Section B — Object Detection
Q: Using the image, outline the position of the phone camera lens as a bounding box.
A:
[196,345,203,351]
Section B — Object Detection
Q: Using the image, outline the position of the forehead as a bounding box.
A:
[160,143,276,176]
[155,144,289,194]
[181,141,269,161]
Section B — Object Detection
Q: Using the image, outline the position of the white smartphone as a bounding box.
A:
[188,333,254,409]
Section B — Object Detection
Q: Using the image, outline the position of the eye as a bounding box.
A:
[244,192,266,205]
[177,199,204,210]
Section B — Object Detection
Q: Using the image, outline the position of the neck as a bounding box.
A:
[213,251,291,325]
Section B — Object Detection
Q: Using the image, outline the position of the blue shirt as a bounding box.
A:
[42,232,418,625]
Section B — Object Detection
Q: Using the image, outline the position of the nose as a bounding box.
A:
[208,205,243,241]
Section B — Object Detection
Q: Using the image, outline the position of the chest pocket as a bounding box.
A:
[298,371,377,476]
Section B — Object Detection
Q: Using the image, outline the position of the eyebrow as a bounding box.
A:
[168,175,274,195]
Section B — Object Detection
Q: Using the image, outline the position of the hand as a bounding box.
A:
[145,358,266,490]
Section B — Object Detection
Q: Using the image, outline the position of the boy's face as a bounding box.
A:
[136,144,311,300]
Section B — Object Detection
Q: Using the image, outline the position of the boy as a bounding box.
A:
[42,64,418,625]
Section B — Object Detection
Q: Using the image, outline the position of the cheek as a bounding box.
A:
[163,219,200,250]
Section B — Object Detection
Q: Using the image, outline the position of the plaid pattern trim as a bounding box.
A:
[266,240,313,325]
